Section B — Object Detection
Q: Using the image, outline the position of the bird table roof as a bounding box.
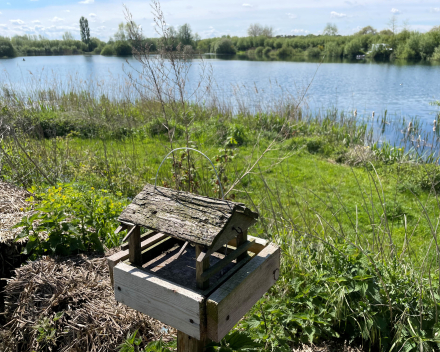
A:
[118,183,258,251]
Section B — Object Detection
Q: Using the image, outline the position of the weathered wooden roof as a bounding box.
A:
[118,183,258,249]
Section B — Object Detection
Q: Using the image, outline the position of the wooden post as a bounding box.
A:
[128,226,142,266]
[177,331,208,352]
[236,229,248,262]
[175,245,211,352]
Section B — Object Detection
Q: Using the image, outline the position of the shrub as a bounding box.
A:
[14,183,128,258]
[0,38,16,58]
[274,39,283,49]
[324,41,342,57]
[276,46,293,58]
[114,41,132,56]
[255,46,264,56]
[213,38,236,54]
[304,46,322,58]
[344,38,363,57]
[263,47,272,56]
[432,46,440,61]
[101,44,115,56]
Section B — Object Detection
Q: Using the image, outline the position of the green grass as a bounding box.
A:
[2,86,440,351]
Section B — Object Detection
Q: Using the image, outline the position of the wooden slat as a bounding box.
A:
[201,239,255,281]
[114,262,205,339]
[142,236,180,264]
[118,183,258,247]
[114,224,128,235]
[206,243,280,342]
[196,245,210,290]
[228,235,268,254]
[107,232,169,286]
[201,255,252,297]
[121,231,157,251]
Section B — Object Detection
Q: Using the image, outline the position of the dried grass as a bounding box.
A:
[0,253,172,352]
[0,180,31,244]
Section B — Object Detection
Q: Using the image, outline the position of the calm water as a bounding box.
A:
[1,55,440,147]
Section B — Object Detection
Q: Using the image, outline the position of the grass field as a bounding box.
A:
[1,63,440,351]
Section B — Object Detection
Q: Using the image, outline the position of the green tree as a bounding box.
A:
[356,26,377,35]
[323,23,338,36]
[79,17,90,48]
[177,23,193,46]
[114,41,132,55]
[0,38,16,58]
[62,31,74,41]
[213,38,235,54]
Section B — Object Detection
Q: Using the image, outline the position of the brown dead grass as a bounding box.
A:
[0,253,172,352]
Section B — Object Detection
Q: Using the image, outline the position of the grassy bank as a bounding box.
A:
[2,81,440,351]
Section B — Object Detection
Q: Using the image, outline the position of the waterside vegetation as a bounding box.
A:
[2,15,440,62]
[2,4,440,352]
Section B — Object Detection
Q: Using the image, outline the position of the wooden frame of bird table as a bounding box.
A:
[107,184,280,352]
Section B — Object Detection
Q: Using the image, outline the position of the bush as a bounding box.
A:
[432,46,440,61]
[344,38,363,57]
[14,183,128,258]
[255,46,264,56]
[304,46,322,58]
[213,38,236,54]
[276,46,293,58]
[114,41,132,56]
[324,41,342,57]
[101,44,115,56]
[0,39,16,58]
[263,47,272,56]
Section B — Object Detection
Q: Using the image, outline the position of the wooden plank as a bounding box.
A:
[114,262,205,339]
[107,232,169,286]
[228,235,268,254]
[122,225,135,243]
[196,245,210,290]
[118,183,258,247]
[128,226,142,265]
[201,254,252,297]
[201,239,254,281]
[206,243,280,342]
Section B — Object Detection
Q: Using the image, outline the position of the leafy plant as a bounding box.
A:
[14,183,127,258]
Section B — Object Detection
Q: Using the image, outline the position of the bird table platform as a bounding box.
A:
[107,184,280,350]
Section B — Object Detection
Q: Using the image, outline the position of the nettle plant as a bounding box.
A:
[14,183,127,258]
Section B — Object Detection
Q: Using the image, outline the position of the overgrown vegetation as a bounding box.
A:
[2,3,440,352]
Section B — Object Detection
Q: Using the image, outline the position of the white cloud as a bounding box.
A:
[287,13,298,19]
[0,12,2,15]
[330,11,347,18]
[242,4,253,7]
[0,24,7,28]
[431,8,440,12]
[32,20,41,23]
[291,29,309,34]
[50,17,64,22]
[79,0,94,3]
[89,13,97,18]
[391,8,400,14]
[64,10,71,13]
[10,19,25,25]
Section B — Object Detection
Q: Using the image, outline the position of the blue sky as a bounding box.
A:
[0,0,439,40]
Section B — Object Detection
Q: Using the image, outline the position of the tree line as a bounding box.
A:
[1,16,440,61]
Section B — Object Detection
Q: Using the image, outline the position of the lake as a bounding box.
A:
[1,55,440,148]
